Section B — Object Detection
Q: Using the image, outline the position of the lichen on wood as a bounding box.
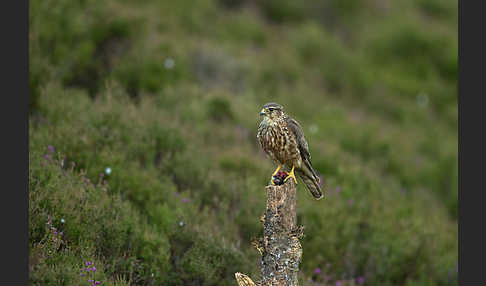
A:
[235,272,258,286]
[235,179,303,286]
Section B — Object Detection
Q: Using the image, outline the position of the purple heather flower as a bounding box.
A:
[356,276,365,284]
[88,280,94,283]
[95,282,101,285]
[85,261,92,266]
[92,267,96,272]
[100,173,104,178]
[72,161,76,167]
[48,145,55,153]
[314,267,321,274]
[182,198,189,203]
[335,281,342,286]
[44,154,51,160]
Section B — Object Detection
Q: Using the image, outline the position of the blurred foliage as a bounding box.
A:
[30,0,457,285]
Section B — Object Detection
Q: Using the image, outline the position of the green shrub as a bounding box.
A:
[292,23,374,96]
[30,0,136,97]
[30,0,457,285]
[29,145,163,285]
[217,0,248,10]
[367,22,456,83]
[416,0,456,19]
[113,55,187,97]
[257,0,306,23]
[207,97,234,121]
[167,231,251,285]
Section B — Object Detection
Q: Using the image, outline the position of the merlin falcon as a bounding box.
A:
[257,102,324,200]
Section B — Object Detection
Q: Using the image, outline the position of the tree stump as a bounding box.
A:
[236,179,304,286]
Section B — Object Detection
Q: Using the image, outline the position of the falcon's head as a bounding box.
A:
[260,102,285,122]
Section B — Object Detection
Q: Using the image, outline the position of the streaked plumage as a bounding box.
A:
[257,102,323,200]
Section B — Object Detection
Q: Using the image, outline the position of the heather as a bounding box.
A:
[29,0,457,285]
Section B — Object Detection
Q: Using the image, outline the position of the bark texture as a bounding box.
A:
[235,179,303,286]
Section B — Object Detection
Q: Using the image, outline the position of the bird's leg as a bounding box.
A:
[284,165,298,184]
[271,164,282,185]
[272,164,282,176]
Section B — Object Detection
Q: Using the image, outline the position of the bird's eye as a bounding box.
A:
[268,108,274,112]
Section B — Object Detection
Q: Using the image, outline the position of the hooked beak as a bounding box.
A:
[260,108,266,116]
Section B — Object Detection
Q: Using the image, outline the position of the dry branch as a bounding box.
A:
[236,179,303,286]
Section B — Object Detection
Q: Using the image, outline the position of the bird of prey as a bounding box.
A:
[257,102,324,200]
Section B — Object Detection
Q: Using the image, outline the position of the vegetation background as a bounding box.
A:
[29,0,458,285]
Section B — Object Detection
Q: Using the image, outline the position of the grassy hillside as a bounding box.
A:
[29,0,457,285]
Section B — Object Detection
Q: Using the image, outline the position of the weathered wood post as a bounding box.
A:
[235,179,304,286]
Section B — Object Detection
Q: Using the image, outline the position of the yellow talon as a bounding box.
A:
[284,165,298,184]
[271,165,282,185]
[272,165,282,176]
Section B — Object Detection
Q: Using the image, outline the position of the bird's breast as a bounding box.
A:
[257,120,300,166]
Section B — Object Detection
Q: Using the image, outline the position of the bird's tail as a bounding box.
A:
[296,160,324,200]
